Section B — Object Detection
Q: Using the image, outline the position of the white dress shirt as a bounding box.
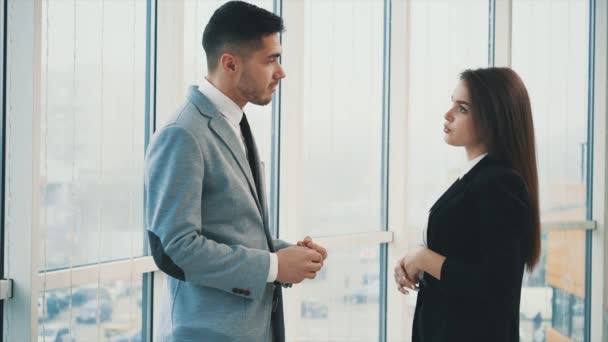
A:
[458,153,488,180]
[198,78,279,283]
[198,78,247,153]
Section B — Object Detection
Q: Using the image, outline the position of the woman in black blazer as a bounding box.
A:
[394,67,541,342]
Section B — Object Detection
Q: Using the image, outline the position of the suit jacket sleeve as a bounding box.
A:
[438,170,530,300]
[145,125,270,299]
[272,239,292,251]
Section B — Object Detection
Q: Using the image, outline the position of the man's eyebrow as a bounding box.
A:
[267,53,282,59]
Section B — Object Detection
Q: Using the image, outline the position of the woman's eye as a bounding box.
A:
[458,106,468,113]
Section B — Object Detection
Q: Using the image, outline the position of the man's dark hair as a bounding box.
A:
[203,1,284,72]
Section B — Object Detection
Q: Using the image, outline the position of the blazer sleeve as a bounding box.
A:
[145,125,270,300]
[272,239,292,251]
[438,169,531,300]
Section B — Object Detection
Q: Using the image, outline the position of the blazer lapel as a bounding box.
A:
[248,137,269,225]
[429,156,494,215]
[187,87,264,217]
[429,178,465,214]
[257,163,275,252]
[210,111,276,252]
[244,127,276,250]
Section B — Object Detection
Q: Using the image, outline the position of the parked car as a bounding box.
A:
[76,300,112,324]
[344,283,380,304]
[37,324,74,342]
[37,292,69,322]
[72,286,112,306]
[301,298,328,319]
[109,329,142,342]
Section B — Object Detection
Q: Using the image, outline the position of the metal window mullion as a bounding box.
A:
[142,1,158,342]
[379,0,392,341]
[589,0,607,339]
[542,220,597,231]
[384,0,409,339]
[269,0,282,239]
[35,230,395,290]
[4,1,42,342]
[38,257,157,291]
[144,0,157,150]
[488,0,496,66]
[0,0,7,336]
[312,231,394,249]
[489,0,513,67]
[585,0,597,341]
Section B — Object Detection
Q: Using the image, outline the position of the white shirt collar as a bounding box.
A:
[198,77,243,128]
[459,153,488,180]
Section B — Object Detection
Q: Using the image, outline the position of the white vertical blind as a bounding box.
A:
[403,0,488,336]
[512,1,590,340]
[36,0,146,340]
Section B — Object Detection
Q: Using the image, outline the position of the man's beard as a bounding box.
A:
[238,73,272,106]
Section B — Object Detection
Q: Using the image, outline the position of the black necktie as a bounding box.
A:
[239,114,260,193]
[241,115,282,331]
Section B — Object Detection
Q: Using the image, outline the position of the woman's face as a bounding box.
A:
[443,80,485,153]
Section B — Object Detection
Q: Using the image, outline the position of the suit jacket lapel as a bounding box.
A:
[429,156,494,215]
[187,87,264,218]
[429,178,465,214]
[246,131,275,251]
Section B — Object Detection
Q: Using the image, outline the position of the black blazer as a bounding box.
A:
[412,155,532,342]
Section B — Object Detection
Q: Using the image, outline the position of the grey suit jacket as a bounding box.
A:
[145,86,290,342]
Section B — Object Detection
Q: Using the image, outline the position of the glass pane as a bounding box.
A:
[281,0,385,236]
[37,277,143,342]
[155,0,275,196]
[512,0,589,341]
[284,244,380,342]
[40,0,146,271]
[405,0,488,245]
[401,1,487,337]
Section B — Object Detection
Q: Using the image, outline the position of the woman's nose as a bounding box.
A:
[444,110,452,121]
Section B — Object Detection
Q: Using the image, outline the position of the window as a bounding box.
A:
[291,245,381,342]
[511,1,590,340]
[4,1,607,341]
[401,0,488,336]
[37,278,143,341]
[279,1,390,340]
[36,0,146,339]
[280,0,385,237]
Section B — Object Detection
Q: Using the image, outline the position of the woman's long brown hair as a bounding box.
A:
[461,67,541,272]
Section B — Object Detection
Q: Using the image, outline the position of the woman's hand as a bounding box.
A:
[394,246,426,294]
[395,246,447,295]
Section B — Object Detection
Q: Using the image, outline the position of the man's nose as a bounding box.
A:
[276,64,286,79]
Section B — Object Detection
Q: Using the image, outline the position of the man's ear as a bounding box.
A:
[219,53,238,73]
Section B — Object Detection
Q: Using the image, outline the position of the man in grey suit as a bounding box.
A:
[144,2,327,341]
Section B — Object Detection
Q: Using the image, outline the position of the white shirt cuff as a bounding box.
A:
[267,252,278,282]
